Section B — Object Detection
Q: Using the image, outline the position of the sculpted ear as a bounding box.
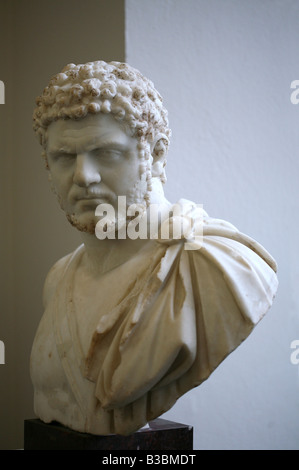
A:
[151,134,169,179]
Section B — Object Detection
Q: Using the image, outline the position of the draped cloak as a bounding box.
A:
[30,200,278,435]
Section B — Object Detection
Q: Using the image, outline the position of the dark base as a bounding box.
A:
[24,418,193,450]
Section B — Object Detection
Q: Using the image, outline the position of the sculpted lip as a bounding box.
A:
[74,193,113,202]
[70,190,117,207]
[76,197,112,208]
[78,196,105,200]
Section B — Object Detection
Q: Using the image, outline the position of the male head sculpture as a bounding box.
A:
[30,60,278,437]
[33,61,171,234]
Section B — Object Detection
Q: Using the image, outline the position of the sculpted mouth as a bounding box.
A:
[75,194,112,202]
[79,196,104,200]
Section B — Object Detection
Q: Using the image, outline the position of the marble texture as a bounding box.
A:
[30,61,278,436]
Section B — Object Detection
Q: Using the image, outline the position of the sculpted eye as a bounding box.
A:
[94,148,124,162]
[51,152,76,162]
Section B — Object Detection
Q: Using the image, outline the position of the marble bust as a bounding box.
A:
[30,60,278,436]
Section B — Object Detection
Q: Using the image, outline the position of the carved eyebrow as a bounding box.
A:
[88,141,129,152]
[48,141,129,156]
[47,146,74,155]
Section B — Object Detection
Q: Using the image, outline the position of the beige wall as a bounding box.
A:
[0,0,125,449]
[0,0,14,450]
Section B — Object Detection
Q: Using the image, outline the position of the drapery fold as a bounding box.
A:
[64,200,278,433]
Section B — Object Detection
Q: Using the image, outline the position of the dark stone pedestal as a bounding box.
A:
[24,418,193,450]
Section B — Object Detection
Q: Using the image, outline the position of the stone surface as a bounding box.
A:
[30,60,278,438]
[24,418,193,450]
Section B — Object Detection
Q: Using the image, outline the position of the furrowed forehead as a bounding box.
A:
[46,113,136,154]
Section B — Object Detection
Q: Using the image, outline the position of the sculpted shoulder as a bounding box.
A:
[42,252,73,308]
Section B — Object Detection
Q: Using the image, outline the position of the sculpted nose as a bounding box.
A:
[73,153,101,187]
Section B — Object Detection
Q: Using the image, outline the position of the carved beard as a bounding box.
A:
[55,194,151,238]
[65,213,96,234]
[65,197,150,237]
[48,164,152,236]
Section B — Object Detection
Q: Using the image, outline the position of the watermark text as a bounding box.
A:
[0,80,4,104]
[0,340,5,364]
[290,80,299,104]
[101,453,197,466]
[290,339,299,365]
[95,197,204,250]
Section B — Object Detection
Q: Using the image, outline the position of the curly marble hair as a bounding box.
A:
[33,61,171,194]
